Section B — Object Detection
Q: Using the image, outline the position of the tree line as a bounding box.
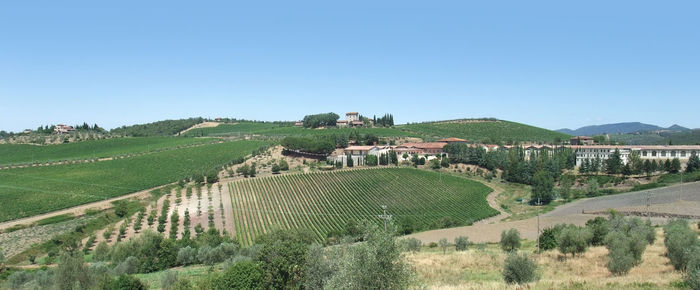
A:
[302,112,339,128]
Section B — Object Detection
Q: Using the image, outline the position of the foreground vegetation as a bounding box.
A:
[229,168,497,245]
[0,141,267,222]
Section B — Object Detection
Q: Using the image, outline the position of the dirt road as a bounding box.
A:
[0,183,173,231]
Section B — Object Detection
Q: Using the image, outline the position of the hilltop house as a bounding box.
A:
[570,136,595,145]
[54,124,75,134]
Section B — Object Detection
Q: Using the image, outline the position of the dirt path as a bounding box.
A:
[177,121,222,136]
[0,183,173,232]
[405,181,700,244]
[473,182,508,225]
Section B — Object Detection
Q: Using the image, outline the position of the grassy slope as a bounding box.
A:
[0,140,267,222]
[0,137,214,165]
[229,168,496,245]
[611,129,700,145]
[184,122,420,138]
[399,119,571,143]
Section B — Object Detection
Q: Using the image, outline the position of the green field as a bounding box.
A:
[398,119,570,143]
[229,168,496,245]
[0,140,267,222]
[185,122,420,138]
[0,137,215,166]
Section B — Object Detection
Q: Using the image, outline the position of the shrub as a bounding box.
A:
[177,246,198,266]
[455,236,469,251]
[538,225,564,251]
[94,242,110,262]
[114,256,139,275]
[8,271,33,289]
[99,274,147,290]
[605,231,636,275]
[428,242,438,248]
[557,226,592,258]
[664,219,699,271]
[405,238,422,252]
[502,252,538,284]
[439,238,449,254]
[585,217,609,246]
[686,245,700,290]
[500,229,521,252]
[161,270,178,290]
[210,261,264,290]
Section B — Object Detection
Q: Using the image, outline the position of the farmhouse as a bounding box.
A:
[346,112,359,122]
[54,124,75,134]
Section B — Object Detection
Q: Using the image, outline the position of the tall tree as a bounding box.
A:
[605,149,623,174]
[531,170,554,204]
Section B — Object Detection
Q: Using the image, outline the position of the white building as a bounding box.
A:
[572,145,700,167]
[346,112,359,122]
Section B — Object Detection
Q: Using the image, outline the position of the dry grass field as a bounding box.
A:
[408,228,684,289]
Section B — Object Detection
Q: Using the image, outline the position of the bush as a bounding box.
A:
[664,219,699,271]
[605,231,636,275]
[8,271,33,289]
[405,238,422,252]
[439,238,449,254]
[502,252,538,284]
[99,274,147,290]
[161,270,179,290]
[455,236,469,251]
[428,242,437,248]
[585,217,609,246]
[557,226,592,258]
[114,256,140,275]
[177,246,198,266]
[94,241,110,262]
[686,245,700,290]
[500,229,521,252]
[538,225,564,251]
[210,261,264,290]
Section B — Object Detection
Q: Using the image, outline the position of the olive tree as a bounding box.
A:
[500,229,521,252]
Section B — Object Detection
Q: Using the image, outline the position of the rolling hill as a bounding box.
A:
[399,119,570,143]
[557,122,690,136]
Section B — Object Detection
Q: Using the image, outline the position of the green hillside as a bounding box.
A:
[610,129,700,145]
[0,137,214,166]
[0,140,267,222]
[229,168,496,245]
[399,119,570,143]
[185,122,419,138]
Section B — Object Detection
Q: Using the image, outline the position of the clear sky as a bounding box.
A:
[1,0,699,132]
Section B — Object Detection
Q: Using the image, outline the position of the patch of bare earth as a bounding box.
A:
[409,228,682,289]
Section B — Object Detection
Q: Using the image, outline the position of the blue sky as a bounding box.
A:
[1,0,699,132]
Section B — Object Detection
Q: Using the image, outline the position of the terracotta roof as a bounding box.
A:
[437,137,468,142]
[346,112,359,115]
[401,142,447,149]
[571,136,594,140]
[351,121,364,125]
[336,120,348,123]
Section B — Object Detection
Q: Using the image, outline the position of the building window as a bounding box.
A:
[642,151,647,157]
[681,151,686,157]
[652,151,657,157]
[671,151,676,157]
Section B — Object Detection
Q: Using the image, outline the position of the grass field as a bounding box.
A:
[399,119,571,143]
[0,137,214,165]
[229,168,497,245]
[184,122,420,138]
[0,140,267,222]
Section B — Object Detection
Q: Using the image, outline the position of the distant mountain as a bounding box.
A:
[556,122,689,136]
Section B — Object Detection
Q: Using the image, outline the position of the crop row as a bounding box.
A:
[0,140,268,222]
[228,168,496,246]
[0,137,215,166]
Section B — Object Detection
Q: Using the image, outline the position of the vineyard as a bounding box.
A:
[399,119,571,143]
[0,140,268,222]
[0,137,214,166]
[228,168,496,245]
[185,122,420,138]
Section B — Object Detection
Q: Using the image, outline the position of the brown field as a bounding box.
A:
[408,228,684,289]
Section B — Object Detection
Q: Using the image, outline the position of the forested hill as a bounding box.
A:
[110,117,204,136]
[399,119,570,144]
[557,122,690,136]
